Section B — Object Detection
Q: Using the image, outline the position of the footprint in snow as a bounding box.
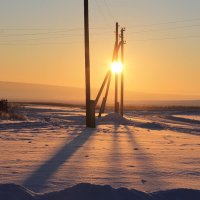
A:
[141,179,147,184]
[128,165,135,168]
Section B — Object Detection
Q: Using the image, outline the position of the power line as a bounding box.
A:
[0,27,111,32]
[0,26,112,39]
[0,32,112,44]
[0,31,112,38]
[129,24,200,34]
[94,0,112,28]
[1,17,200,32]
[129,34,200,42]
[129,17,200,28]
[1,32,200,45]
[0,41,81,46]
[0,27,83,32]
[103,0,115,21]
[0,34,83,42]
[0,32,82,37]
[1,23,199,38]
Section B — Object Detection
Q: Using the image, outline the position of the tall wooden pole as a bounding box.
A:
[98,24,119,117]
[120,28,125,116]
[114,22,119,113]
[84,0,92,127]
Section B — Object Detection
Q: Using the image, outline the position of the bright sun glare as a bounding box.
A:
[111,61,123,73]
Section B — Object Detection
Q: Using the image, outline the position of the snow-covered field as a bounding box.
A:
[0,104,200,199]
[174,114,200,121]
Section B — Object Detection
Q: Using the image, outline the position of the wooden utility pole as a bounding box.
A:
[114,22,119,113]
[120,28,125,116]
[98,23,119,117]
[95,23,126,118]
[84,0,95,127]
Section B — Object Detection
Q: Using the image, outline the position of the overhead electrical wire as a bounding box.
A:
[1,24,199,38]
[129,34,200,42]
[0,27,111,32]
[129,24,200,34]
[129,17,200,28]
[1,34,200,46]
[1,15,200,45]
[0,41,82,46]
[1,17,200,33]
[94,0,113,28]
[0,31,112,38]
[103,0,115,21]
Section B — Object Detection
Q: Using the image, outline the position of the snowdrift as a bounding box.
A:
[98,113,132,125]
[0,183,200,200]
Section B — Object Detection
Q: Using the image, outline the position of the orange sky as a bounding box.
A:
[0,0,200,98]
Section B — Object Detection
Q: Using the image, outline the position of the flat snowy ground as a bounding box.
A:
[0,105,200,194]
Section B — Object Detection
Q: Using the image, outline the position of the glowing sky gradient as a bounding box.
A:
[0,0,200,98]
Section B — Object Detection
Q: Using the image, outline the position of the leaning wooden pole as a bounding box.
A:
[98,72,112,117]
[95,71,111,106]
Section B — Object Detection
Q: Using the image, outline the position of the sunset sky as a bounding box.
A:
[0,0,200,98]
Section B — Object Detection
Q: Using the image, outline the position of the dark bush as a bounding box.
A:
[0,99,27,120]
[0,99,8,112]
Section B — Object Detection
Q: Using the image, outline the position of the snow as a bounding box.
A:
[174,115,200,121]
[1,183,200,200]
[0,104,200,199]
[98,113,132,125]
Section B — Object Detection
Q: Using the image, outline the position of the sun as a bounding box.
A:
[111,61,123,74]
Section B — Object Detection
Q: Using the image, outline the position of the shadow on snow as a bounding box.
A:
[22,128,95,192]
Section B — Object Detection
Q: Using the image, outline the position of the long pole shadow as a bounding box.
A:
[124,126,168,191]
[23,128,95,192]
[104,124,128,187]
[111,124,121,170]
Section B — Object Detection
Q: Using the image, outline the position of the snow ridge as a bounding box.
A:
[1,183,200,200]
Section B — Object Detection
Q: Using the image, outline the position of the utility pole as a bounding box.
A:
[98,22,119,117]
[84,0,95,127]
[114,22,119,113]
[120,28,125,116]
[94,23,126,118]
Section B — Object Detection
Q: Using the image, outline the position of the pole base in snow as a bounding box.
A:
[87,100,96,128]
[115,102,119,113]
